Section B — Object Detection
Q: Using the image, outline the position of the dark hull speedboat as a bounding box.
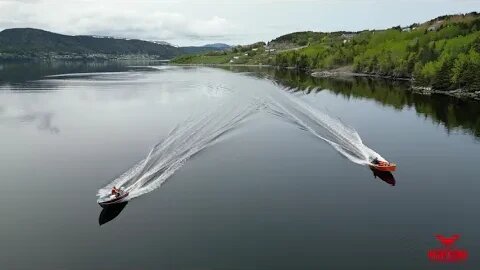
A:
[98,191,129,208]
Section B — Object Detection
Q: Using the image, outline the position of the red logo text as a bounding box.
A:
[428,234,468,263]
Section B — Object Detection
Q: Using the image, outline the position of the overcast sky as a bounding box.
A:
[0,0,478,45]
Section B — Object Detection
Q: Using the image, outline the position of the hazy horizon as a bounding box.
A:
[0,0,479,46]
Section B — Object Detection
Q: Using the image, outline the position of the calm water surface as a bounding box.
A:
[0,62,479,269]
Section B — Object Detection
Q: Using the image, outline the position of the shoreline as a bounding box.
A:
[311,69,480,101]
[170,63,480,101]
[171,63,273,68]
[410,86,480,101]
[0,55,171,63]
[311,69,412,81]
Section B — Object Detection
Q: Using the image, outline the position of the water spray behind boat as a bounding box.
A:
[97,74,389,204]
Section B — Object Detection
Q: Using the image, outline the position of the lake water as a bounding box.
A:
[1,62,479,269]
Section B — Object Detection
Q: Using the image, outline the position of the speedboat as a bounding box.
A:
[369,158,397,172]
[97,189,129,208]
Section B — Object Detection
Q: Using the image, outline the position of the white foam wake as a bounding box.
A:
[97,98,260,200]
[265,88,384,165]
[97,75,386,202]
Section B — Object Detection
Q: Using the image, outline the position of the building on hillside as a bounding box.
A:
[341,33,356,40]
[428,20,444,31]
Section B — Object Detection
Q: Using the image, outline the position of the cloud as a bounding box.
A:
[0,0,233,42]
[65,11,233,41]
[1,0,478,45]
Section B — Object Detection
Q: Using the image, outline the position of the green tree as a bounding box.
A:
[432,57,454,90]
[297,54,310,70]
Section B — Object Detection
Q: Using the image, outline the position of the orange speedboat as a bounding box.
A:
[369,159,397,172]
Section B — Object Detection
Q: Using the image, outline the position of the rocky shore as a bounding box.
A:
[410,86,480,100]
[311,67,480,101]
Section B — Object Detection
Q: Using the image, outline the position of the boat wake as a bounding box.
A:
[97,98,260,201]
[97,76,385,203]
[264,89,384,165]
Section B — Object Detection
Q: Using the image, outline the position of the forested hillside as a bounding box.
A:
[0,28,228,60]
[173,12,480,93]
[276,13,480,92]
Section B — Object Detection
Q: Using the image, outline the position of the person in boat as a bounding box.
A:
[111,186,121,197]
[372,157,389,166]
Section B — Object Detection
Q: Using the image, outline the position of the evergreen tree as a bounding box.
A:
[432,58,454,90]
[297,54,310,70]
[473,36,480,53]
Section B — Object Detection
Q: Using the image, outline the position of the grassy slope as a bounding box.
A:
[172,54,232,64]
[172,43,273,65]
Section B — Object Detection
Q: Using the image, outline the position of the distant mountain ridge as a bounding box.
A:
[0,28,229,60]
[203,43,231,49]
[180,43,231,55]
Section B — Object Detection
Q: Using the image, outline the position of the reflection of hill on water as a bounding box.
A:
[221,66,480,139]
[0,60,160,86]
